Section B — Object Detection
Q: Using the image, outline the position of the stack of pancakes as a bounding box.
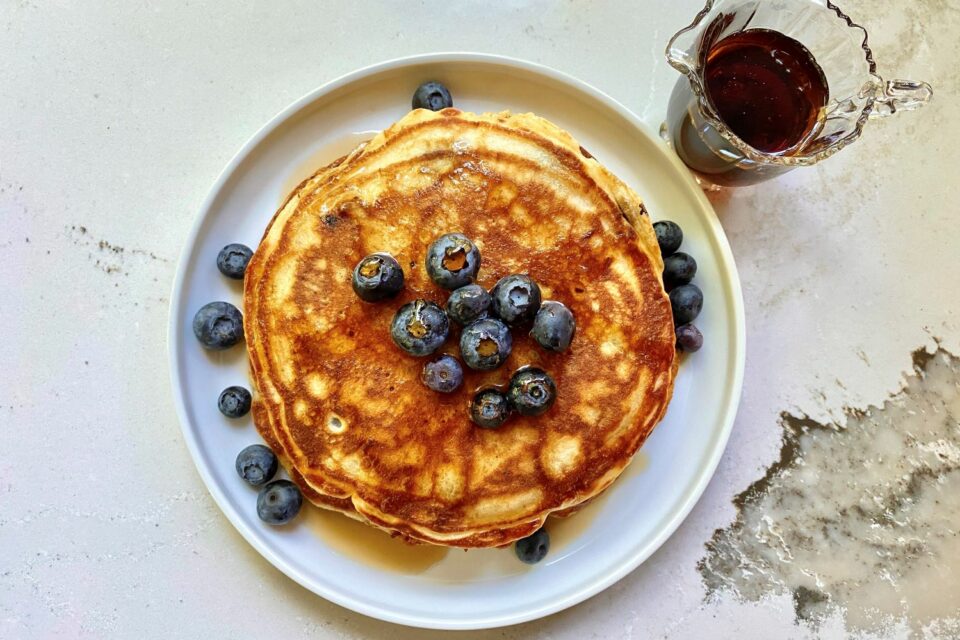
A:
[243,108,676,547]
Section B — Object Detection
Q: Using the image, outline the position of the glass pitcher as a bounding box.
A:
[664,0,933,187]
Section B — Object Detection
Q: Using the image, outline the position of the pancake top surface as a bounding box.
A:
[244,109,676,546]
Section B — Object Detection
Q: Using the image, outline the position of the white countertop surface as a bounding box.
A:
[2,1,959,638]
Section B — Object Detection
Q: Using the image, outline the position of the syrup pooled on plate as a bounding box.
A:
[704,28,829,154]
[303,506,448,574]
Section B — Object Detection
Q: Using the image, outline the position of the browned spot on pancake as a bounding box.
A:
[485,180,518,210]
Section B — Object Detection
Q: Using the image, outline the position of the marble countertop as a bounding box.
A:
[2,1,958,638]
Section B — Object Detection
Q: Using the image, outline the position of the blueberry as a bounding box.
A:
[216,243,253,279]
[352,253,404,302]
[421,354,464,393]
[256,479,303,525]
[670,283,703,325]
[235,444,278,486]
[491,274,542,326]
[507,368,556,416]
[412,81,453,111]
[460,318,513,371]
[663,252,697,289]
[530,301,576,352]
[446,284,492,325]
[218,385,252,418]
[653,220,683,257]
[676,323,704,352]
[470,388,511,429]
[390,299,450,356]
[515,528,550,564]
[425,233,481,290]
[192,301,243,350]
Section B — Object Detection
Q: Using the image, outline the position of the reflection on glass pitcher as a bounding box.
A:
[663,0,933,187]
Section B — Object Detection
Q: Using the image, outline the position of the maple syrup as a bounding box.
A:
[547,452,650,551]
[303,506,448,574]
[302,451,651,573]
[666,29,829,186]
[704,29,828,153]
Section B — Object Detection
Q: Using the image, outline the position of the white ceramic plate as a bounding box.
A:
[168,53,745,630]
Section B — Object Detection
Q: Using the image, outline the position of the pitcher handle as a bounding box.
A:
[870,79,933,118]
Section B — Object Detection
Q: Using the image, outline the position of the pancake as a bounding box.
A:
[244,108,676,547]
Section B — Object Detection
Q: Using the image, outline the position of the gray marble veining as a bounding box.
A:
[701,349,960,636]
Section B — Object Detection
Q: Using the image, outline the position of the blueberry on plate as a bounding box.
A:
[390,299,450,356]
[470,388,511,429]
[670,283,703,325]
[515,528,550,564]
[352,253,404,302]
[663,252,697,289]
[218,385,252,418]
[412,81,453,111]
[421,354,464,393]
[216,243,253,279]
[446,284,491,325]
[460,318,513,371]
[653,220,683,257]
[530,301,576,352]
[491,274,542,326]
[507,367,557,416]
[425,233,481,290]
[192,301,243,350]
[235,444,278,487]
[256,479,303,525]
[675,323,704,352]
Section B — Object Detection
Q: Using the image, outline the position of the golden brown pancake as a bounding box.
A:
[244,108,676,547]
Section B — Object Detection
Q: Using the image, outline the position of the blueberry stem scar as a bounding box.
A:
[442,247,468,271]
[477,337,498,357]
[408,318,428,338]
[359,259,380,277]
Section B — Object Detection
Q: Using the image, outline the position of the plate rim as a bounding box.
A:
[167,51,746,630]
